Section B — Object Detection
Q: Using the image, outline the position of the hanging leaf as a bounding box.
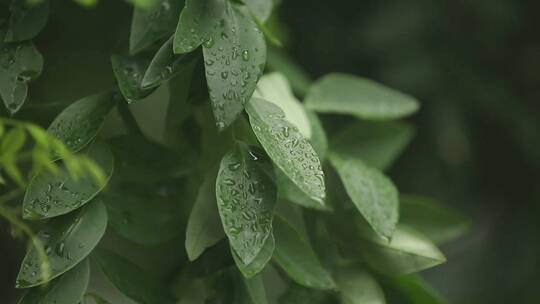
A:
[254,72,311,138]
[400,195,470,244]
[111,54,155,102]
[328,152,398,240]
[129,0,183,54]
[276,170,331,211]
[331,121,414,170]
[47,91,116,157]
[242,0,273,22]
[242,274,269,304]
[391,275,447,304]
[357,223,446,276]
[141,36,199,89]
[335,266,385,304]
[23,142,114,220]
[16,200,108,288]
[246,98,325,205]
[174,0,266,130]
[273,216,336,290]
[232,234,274,278]
[216,142,276,265]
[93,248,175,304]
[4,0,49,42]
[18,259,90,304]
[305,73,419,120]
[306,111,327,159]
[185,172,225,261]
[0,42,43,114]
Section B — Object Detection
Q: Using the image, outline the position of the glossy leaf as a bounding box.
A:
[276,170,331,211]
[216,142,276,265]
[246,98,325,205]
[103,182,184,246]
[0,42,43,114]
[242,0,273,22]
[4,0,49,42]
[400,195,470,244]
[93,248,175,304]
[391,275,447,304]
[18,259,90,304]
[273,216,336,290]
[329,152,398,239]
[233,234,274,278]
[254,72,311,138]
[47,92,116,156]
[129,0,183,54]
[335,266,385,304]
[23,142,114,219]
[16,200,108,288]
[358,224,447,276]
[305,73,419,120]
[331,121,414,170]
[306,111,328,159]
[185,172,225,261]
[141,36,199,89]
[243,274,269,304]
[175,0,266,129]
[111,54,155,102]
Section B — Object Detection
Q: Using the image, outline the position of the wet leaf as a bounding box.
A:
[47,91,116,156]
[276,170,331,211]
[18,259,90,304]
[246,98,325,205]
[23,142,114,220]
[93,248,175,304]
[242,0,273,22]
[329,152,398,239]
[273,216,336,290]
[305,73,419,120]
[306,111,327,159]
[186,172,225,261]
[254,72,311,138]
[0,42,43,114]
[335,266,385,304]
[400,195,470,244]
[216,142,276,265]
[4,0,49,42]
[232,233,274,278]
[16,200,107,288]
[174,0,266,130]
[129,0,183,54]
[111,54,155,102]
[332,121,414,170]
[357,223,446,276]
[141,36,199,89]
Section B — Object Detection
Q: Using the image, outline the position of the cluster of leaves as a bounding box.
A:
[0,0,470,303]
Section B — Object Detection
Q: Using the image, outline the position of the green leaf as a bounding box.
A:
[111,54,155,102]
[306,111,327,159]
[391,275,447,304]
[279,283,336,304]
[186,172,225,260]
[141,36,199,89]
[242,0,273,22]
[331,121,414,170]
[0,42,43,114]
[93,248,175,304]
[18,259,90,304]
[103,182,184,246]
[357,224,446,276]
[85,293,112,304]
[273,216,335,290]
[4,0,49,42]
[276,170,331,211]
[335,266,385,304]
[23,142,114,219]
[232,234,274,278]
[216,142,276,265]
[305,73,419,120]
[47,92,116,156]
[266,47,312,96]
[174,0,266,130]
[246,98,325,205]
[328,153,398,239]
[400,195,470,244]
[16,200,108,288]
[254,72,311,138]
[129,0,183,54]
[1,127,26,154]
[243,274,269,304]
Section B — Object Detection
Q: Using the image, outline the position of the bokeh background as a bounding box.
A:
[1,0,540,303]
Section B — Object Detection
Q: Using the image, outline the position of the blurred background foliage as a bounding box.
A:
[1,0,539,303]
